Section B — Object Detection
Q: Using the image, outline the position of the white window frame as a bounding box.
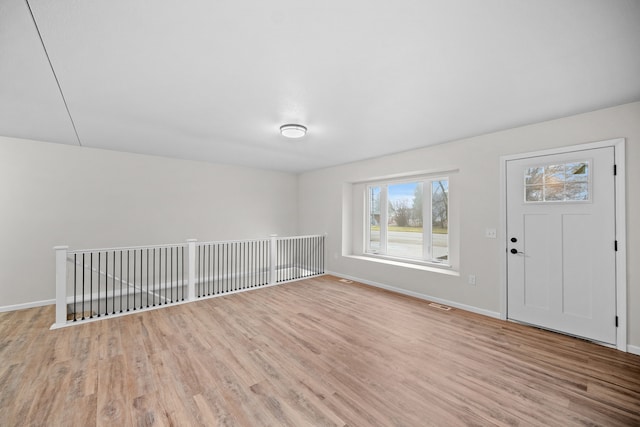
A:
[365,175,450,267]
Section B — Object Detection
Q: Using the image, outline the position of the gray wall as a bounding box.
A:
[298,102,640,347]
[0,137,298,308]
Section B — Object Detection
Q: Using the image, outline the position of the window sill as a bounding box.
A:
[344,254,460,276]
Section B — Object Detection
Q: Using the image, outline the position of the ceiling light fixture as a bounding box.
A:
[280,124,307,138]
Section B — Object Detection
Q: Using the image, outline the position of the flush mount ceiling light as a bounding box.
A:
[280,124,307,138]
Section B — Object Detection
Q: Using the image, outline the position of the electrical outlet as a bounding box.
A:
[468,274,476,285]
[485,228,497,239]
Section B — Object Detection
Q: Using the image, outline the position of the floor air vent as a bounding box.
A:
[338,278,353,284]
[428,302,452,311]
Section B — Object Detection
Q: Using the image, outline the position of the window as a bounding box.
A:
[524,161,590,202]
[366,176,449,264]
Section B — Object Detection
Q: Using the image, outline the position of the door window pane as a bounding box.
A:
[525,185,543,202]
[525,161,590,202]
[525,167,544,185]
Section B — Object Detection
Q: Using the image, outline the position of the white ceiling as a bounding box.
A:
[1,0,639,173]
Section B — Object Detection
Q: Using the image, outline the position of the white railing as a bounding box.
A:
[53,234,325,328]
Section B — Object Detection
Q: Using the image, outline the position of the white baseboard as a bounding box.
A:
[628,345,640,356]
[326,271,501,319]
[0,299,55,313]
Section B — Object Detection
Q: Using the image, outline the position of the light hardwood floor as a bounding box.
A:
[1,275,639,426]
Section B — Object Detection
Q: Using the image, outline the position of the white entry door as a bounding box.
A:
[506,146,617,344]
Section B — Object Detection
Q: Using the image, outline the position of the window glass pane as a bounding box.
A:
[432,180,449,261]
[387,182,423,259]
[368,186,381,252]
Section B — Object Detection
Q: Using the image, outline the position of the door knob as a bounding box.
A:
[510,237,517,243]
[510,248,524,254]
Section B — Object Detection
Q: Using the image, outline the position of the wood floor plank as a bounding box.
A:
[1,275,640,426]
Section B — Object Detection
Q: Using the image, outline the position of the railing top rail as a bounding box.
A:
[276,234,326,241]
[197,234,325,246]
[67,242,187,254]
[63,234,325,254]
[197,237,270,246]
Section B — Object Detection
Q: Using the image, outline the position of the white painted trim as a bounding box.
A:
[614,140,627,352]
[326,271,500,319]
[499,153,508,320]
[628,345,640,356]
[0,299,55,313]
[499,138,627,351]
[343,255,458,275]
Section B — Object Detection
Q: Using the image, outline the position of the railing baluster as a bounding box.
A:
[119,251,123,312]
[104,251,108,314]
[277,240,281,283]
[104,252,108,315]
[240,242,244,290]
[73,254,77,321]
[208,244,212,296]
[197,245,201,297]
[202,244,205,296]
[213,244,216,295]
[152,248,156,306]
[98,252,102,315]
[181,246,185,301]
[226,243,230,293]
[240,242,243,289]
[82,253,85,319]
[112,251,115,314]
[245,242,248,288]
[231,242,234,291]
[245,242,248,289]
[212,244,217,295]
[90,252,94,318]
[134,249,138,310]
[97,252,101,317]
[320,237,325,274]
[139,249,143,309]
[318,236,321,274]
[170,246,174,303]
[146,249,149,307]
[126,250,130,312]
[203,244,205,296]
[163,248,169,304]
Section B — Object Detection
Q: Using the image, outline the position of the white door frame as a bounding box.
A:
[499,138,627,352]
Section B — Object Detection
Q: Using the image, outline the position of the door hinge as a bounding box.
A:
[615,316,619,327]
[615,240,618,251]
[614,164,617,175]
